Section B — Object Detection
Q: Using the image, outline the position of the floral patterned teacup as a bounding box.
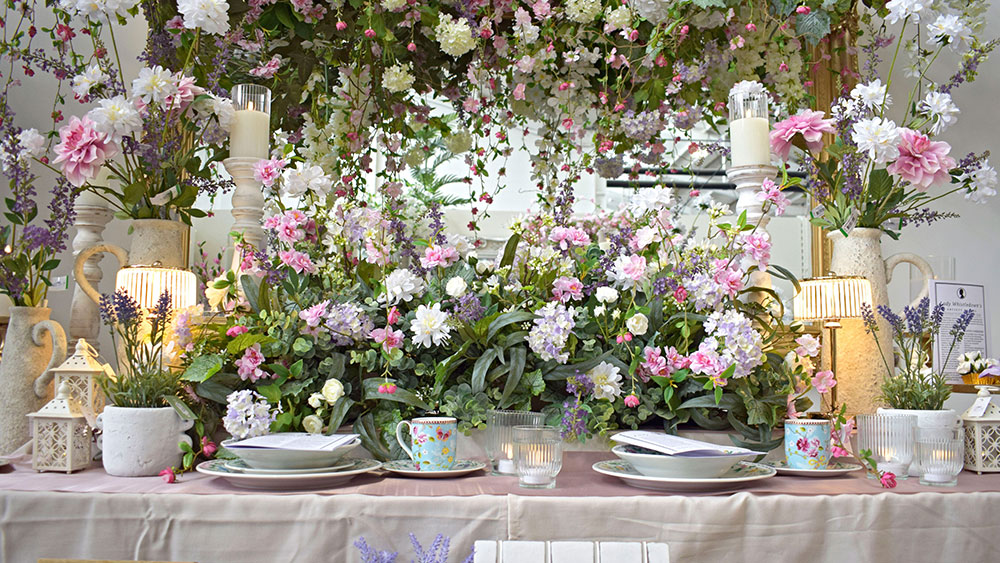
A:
[784,419,832,470]
[395,417,457,471]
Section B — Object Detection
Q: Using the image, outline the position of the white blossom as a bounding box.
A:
[280,162,332,197]
[918,91,959,135]
[588,361,623,401]
[177,0,230,36]
[16,129,45,162]
[131,66,177,104]
[411,303,452,347]
[850,79,889,111]
[852,117,901,165]
[963,160,998,204]
[565,0,602,23]
[381,63,415,94]
[382,268,425,305]
[445,276,468,298]
[87,95,142,143]
[435,14,476,58]
[927,13,971,48]
[885,0,927,25]
[71,64,108,99]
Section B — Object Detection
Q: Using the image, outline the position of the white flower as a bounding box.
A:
[381,0,406,10]
[302,414,324,434]
[605,5,632,30]
[16,129,45,162]
[131,65,177,104]
[404,146,425,168]
[382,63,415,94]
[885,0,926,24]
[852,117,900,165]
[382,268,425,305]
[565,0,601,23]
[321,378,345,404]
[210,94,235,131]
[177,0,230,36]
[444,129,473,154]
[633,186,674,213]
[307,393,324,408]
[729,80,766,99]
[411,303,452,347]
[87,95,142,143]
[588,361,622,401]
[626,313,649,336]
[65,0,139,18]
[593,305,606,317]
[927,14,971,49]
[963,160,998,204]
[794,334,821,357]
[446,276,468,298]
[280,162,332,197]
[784,350,814,374]
[850,79,889,111]
[956,351,983,375]
[71,64,108,99]
[595,286,619,303]
[435,14,476,58]
[634,226,659,250]
[918,91,959,135]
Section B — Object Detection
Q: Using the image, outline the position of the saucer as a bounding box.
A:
[223,458,354,475]
[382,459,486,478]
[766,460,864,477]
[592,459,776,492]
[196,458,381,490]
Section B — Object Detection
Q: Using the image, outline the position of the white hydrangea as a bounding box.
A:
[852,117,901,165]
[605,5,632,30]
[382,268,425,305]
[435,14,476,58]
[381,0,406,10]
[565,0,601,23]
[177,0,230,36]
[87,95,142,143]
[71,64,108,99]
[444,129,473,154]
[131,65,176,104]
[280,162,332,197]
[918,91,959,135]
[381,63,415,94]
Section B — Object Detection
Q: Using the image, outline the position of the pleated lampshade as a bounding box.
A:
[115,266,197,312]
[793,276,873,322]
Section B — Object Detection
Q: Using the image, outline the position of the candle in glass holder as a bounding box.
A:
[230,84,271,159]
[728,81,771,167]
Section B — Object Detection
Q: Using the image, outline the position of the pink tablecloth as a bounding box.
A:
[1,451,998,496]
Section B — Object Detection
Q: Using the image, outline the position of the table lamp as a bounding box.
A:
[793,276,873,406]
[115,263,197,312]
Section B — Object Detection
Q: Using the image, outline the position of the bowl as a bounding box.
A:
[223,438,361,470]
[611,444,752,479]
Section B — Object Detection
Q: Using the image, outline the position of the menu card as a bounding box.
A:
[611,430,764,457]
[226,432,359,451]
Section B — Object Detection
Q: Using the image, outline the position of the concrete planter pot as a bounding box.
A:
[96,406,193,477]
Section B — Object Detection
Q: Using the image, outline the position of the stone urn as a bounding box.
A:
[827,228,934,415]
[0,306,67,454]
[96,405,193,477]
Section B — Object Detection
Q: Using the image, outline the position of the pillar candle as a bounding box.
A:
[230,103,270,160]
[729,117,771,167]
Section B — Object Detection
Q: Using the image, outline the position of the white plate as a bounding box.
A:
[382,459,487,478]
[593,459,776,492]
[196,458,381,490]
[765,460,863,477]
[223,459,354,475]
[222,437,361,470]
[612,444,752,478]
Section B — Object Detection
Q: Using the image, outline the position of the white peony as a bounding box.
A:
[852,117,900,165]
[588,361,623,401]
[918,91,959,135]
[280,162,332,197]
[321,378,345,404]
[87,95,142,143]
[382,268,425,305]
[626,313,649,336]
[302,414,324,434]
[595,286,619,304]
[16,129,45,162]
[435,14,476,58]
[71,64,108,99]
[446,276,468,298]
[564,0,601,23]
[411,303,452,347]
[381,63,415,94]
[177,0,230,36]
[131,65,177,104]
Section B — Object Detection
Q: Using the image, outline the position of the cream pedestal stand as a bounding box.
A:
[224,157,266,272]
[726,164,778,299]
[69,195,113,353]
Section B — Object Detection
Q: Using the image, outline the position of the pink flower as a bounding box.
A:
[165,73,202,111]
[673,286,688,303]
[165,16,185,30]
[624,394,639,408]
[420,245,460,268]
[811,370,837,394]
[689,342,723,382]
[378,382,398,394]
[278,250,317,274]
[879,472,897,488]
[235,343,268,382]
[831,445,850,458]
[53,115,118,187]
[639,346,669,381]
[513,83,526,100]
[386,306,401,326]
[336,21,347,31]
[794,334,821,357]
[226,325,249,337]
[620,254,647,282]
[370,327,404,353]
[665,346,690,371]
[201,437,218,457]
[712,259,743,298]
[253,158,286,187]
[55,24,75,41]
[770,109,835,160]
[159,468,176,484]
[298,301,329,328]
[249,56,282,79]
[552,276,583,302]
[739,232,771,270]
[796,5,811,14]
[364,28,376,38]
[756,178,789,215]
[786,394,800,419]
[886,128,956,191]
[549,226,590,250]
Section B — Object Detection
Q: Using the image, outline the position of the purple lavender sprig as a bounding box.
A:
[355,537,398,563]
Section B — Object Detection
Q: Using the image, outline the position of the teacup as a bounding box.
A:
[784,419,831,470]
[395,416,457,471]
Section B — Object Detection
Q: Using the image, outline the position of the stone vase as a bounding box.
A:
[96,406,193,477]
[0,307,67,454]
[827,228,935,415]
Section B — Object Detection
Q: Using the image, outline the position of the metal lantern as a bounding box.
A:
[45,338,106,418]
[962,386,1000,474]
[28,382,92,473]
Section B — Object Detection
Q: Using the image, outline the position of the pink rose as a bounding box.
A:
[420,245,460,269]
[226,325,249,337]
[886,128,956,191]
[159,468,176,484]
[53,115,118,187]
[769,109,835,160]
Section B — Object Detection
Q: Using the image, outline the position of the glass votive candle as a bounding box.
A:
[916,426,964,486]
[486,409,544,475]
[857,413,916,479]
[513,425,562,489]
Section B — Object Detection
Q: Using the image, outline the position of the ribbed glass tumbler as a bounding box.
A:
[857,413,916,479]
[916,426,964,486]
[485,409,544,475]
[513,425,562,489]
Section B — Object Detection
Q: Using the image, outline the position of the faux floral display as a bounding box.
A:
[955,351,1000,385]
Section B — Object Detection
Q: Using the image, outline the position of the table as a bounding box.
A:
[1,453,999,563]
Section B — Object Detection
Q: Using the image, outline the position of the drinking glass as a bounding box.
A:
[857,413,916,479]
[486,410,544,475]
[513,425,562,489]
[916,426,964,486]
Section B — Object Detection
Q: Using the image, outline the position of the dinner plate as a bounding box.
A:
[223,458,354,475]
[592,459,776,492]
[765,460,864,477]
[196,458,381,490]
[382,459,487,478]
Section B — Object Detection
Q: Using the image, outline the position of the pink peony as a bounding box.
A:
[549,226,590,250]
[811,370,837,394]
[886,128,956,191]
[235,343,268,382]
[226,325,249,337]
[620,254,647,281]
[769,109,835,160]
[552,276,584,302]
[755,178,789,216]
[420,244,460,269]
[253,158,286,187]
[298,301,329,328]
[370,326,404,353]
[53,115,118,187]
[665,346,690,371]
[278,250,317,274]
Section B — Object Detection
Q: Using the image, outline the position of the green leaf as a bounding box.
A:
[226,333,275,355]
[183,451,194,469]
[241,275,262,313]
[487,310,535,342]
[363,378,431,411]
[163,394,197,421]
[471,348,497,394]
[499,233,521,269]
[796,10,831,45]
[181,354,223,382]
[326,397,355,434]
[257,383,282,404]
[499,346,527,408]
[195,378,233,404]
[292,337,313,355]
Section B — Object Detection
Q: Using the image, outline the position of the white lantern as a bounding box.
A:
[45,339,106,418]
[962,386,1000,474]
[28,382,92,473]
